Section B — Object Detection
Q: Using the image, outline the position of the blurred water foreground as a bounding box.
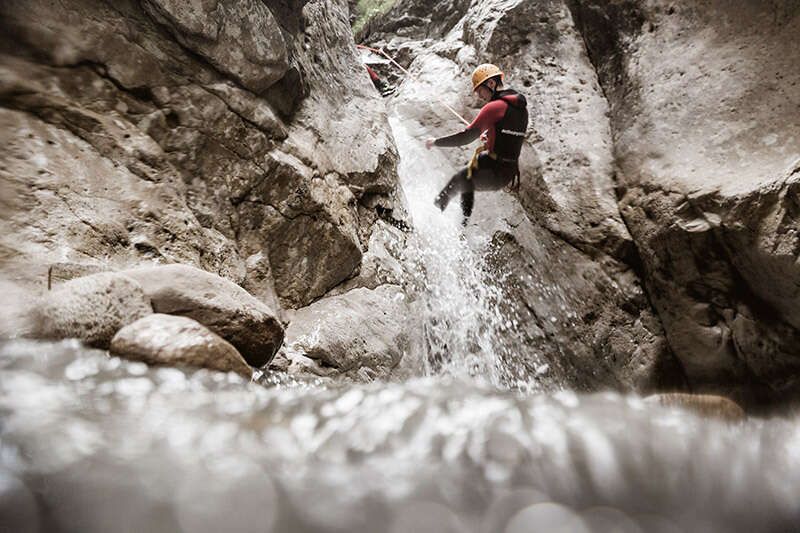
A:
[2,339,800,533]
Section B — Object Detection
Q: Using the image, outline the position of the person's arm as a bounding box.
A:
[433,128,481,147]
[425,100,507,149]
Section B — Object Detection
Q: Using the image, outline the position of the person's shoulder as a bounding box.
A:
[481,99,508,113]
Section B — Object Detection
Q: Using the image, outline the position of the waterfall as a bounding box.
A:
[389,114,540,392]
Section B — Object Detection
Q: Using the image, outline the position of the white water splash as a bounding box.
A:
[2,340,800,533]
[389,114,537,391]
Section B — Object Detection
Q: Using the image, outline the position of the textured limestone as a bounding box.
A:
[142,0,289,93]
[570,0,800,407]
[123,264,283,368]
[283,285,410,379]
[110,313,253,378]
[367,0,684,393]
[32,272,152,348]
[0,0,403,313]
[328,220,407,296]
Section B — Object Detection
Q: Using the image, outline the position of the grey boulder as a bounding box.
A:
[284,285,410,378]
[33,272,152,348]
[110,314,252,378]
[123,264,283,367]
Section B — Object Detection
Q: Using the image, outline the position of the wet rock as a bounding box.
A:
[486,226,684,393]
[32,272,152,349]
[0,0,403,317]
[570,0,800,407]
[110,314,252,378]
[284,285,410,377]
[380,0,684,393]
[123,264,283,367]
[329,220,407,296]
[142,0,289,93]
[646,393,746,423]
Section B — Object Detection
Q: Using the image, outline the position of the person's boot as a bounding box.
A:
[433,191,449,211]
[460,191,474,220]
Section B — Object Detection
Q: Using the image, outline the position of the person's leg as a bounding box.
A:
[434,166,472,211]
[434,156,515,217]
[455,157,512,222]
[460,191,474,220]
[468,156,515,192]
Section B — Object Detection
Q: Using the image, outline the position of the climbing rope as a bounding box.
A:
[357,44,490,181]
[356,44,470,127]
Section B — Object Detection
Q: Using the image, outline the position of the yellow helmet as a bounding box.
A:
[471,63,504,92]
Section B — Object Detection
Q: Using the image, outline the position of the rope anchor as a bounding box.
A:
[356,44,470,127]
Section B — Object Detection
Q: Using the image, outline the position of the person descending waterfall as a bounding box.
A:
[425,64,528,224]
[365,64,395,97]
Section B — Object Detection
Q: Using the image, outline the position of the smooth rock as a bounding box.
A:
[284,285,410,377]
[110,314,252,378]
[32,272,152,349]
[646,393,746,422]
[123,264,283,367]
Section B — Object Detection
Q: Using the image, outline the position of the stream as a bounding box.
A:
[1,108,799,533]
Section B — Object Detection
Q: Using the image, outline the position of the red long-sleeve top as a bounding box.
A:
[434,93,523,151]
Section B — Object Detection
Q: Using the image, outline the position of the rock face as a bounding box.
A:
[569,0,800,407]
[485,218,683,393]
[0,0,402,314]
[123,264,283,367]
[141,0,290,93]
[110,313,253,378]
[282,285,410,379]
[363,0,800,406]
[32,272,152,348]
[367,0,685,393]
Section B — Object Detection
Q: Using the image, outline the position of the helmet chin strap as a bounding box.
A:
[488,79,500,99]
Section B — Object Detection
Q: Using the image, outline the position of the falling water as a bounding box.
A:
[389,114,536,391]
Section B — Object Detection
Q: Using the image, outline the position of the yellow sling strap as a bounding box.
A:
[466,145,497,179]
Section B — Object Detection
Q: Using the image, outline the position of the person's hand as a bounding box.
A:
[480,131,488,144]
[425,138,436,150]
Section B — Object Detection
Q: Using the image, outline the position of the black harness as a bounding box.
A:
[491,89,528,164]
